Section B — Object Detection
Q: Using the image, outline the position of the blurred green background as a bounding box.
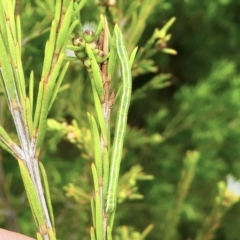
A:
[1,0,240,239]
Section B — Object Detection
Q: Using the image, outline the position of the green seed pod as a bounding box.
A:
[93,49,108,64]
[83,30,97,43]
[72,37,85,50]
[83,59,91,68]
[75,50,87,59]
[89,41,98,50]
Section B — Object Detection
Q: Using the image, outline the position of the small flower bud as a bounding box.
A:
[74,51,87,59]
[83,30,97,42]
[72,37,85,50]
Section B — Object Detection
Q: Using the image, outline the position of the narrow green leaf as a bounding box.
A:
[66,44,84,52]
[56,1,73,50]
[87,113,102,179]
[140,224,154,239]
[86,44,104,100]
[36,232,42,240]
[107,226,112,240]
[6,1,16,40]
[94,15,104,37]
[0,2,7,45]
[54,0,61,25]
[0,72,8,100]
[36,52,65,149]
[15,42,26,101]
[16,16,22,51]
[73,0,86,17]
[63,19,78,52]
[129,46,138,68]
[41,20,57,78]
[48,61,69,110]
[39,162,55,228]
[18,160,45,227]
[160,17,176,35]
[125,2,140,17]
[47,228,56,240]
[128,0,158,49]
[91,83,107,142]
[90,226,96,240]
[25,97,33,138]
[103,148,109,200]
[35,62,65,150]
[29,71,34,117]
[0,34,16,99]
[91,163,103,240]
[162,48,177,55]
[6,22,17,65]
[109,210,116,230]
[0,126,19,157]
[107,32,117,82]
[0,139,13,156]
[45,52,65,96]
[35,83,50,150]
[91,162,100,193]
[91,197,96,228]
[0,125,13,143]
[34,81,44,129]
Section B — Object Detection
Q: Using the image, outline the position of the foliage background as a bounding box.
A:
[1,0,240,239]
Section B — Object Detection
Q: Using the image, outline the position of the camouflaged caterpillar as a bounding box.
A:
[106,25,132,213]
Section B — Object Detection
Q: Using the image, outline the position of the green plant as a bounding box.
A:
[1,1,240,240]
